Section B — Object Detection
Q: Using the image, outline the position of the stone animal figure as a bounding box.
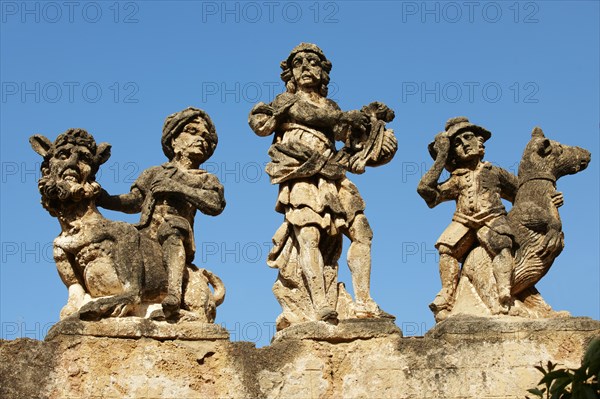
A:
[454,127,591,318]
[30,129,225,322]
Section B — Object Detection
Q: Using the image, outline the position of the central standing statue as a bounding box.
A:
[249,43,397,330]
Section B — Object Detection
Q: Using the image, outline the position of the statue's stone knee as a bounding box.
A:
[349,214,373,244]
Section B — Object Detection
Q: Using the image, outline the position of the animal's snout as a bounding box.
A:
[577,148,591,171]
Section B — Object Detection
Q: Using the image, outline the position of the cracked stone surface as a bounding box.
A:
[2,317,598,399]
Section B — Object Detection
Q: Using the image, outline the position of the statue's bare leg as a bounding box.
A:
[430,245,460,321]
[492,248,514,313]
[294,225,336,321]
[346,214,380,316]
[161,234,186,319]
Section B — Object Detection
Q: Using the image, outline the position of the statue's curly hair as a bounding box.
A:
[39,128,103,179]
[53,128,97,153]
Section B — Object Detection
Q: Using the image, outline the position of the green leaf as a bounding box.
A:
[541,370,572,385]
[549,376,572,395]
[583,338,600,378]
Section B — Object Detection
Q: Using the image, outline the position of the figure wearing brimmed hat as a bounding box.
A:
[99,107,225,319]
[249,43,397,328]
[418,117,519,321]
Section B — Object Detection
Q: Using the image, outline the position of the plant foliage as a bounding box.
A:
[526,337,600,399]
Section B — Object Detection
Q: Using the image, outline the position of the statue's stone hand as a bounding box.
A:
[551,191,564,208]
[341,110,369,135]
[538,228,564,258]
[150,170,179,195]
[381,130,398,158]
[251,102,274,116]
[433,132,451,158]
[274,97,296,118]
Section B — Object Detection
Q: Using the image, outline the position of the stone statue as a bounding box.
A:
[418,118,590,321]
[30,107,226,323]
[99,107,226,319]
[249,43,397,330]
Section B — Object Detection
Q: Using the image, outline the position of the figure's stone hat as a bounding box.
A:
[161,107,217,160]
[285,42,328,67]
[445,116,491,141]
[428,116,491,160]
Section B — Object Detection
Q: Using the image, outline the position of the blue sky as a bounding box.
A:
[1,1,598,347]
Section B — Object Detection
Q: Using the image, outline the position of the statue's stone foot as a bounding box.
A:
[354,299,395,320]
[148,306,166,321]
[161,294,181,320]
[433,308,451,323]
[497,288,513,314]
[429,295,453,323]
[178,309,201,322]
[317,307,339,325]
[79,298,122,321]
[552,310,572,318]
[429,290,453,313]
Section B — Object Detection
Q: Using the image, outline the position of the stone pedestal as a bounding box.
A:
[46,317,230,341]
[272,318,402,343]
[1,317,598,399]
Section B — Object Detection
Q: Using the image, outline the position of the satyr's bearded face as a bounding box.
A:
[39,142,101,209]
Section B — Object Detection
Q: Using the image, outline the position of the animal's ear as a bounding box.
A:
[531,126,545,138]
[537,138,552,156]
[29,135,53,157]
[96,142,112,165]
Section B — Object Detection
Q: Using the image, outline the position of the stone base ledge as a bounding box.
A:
[272,318,402,343]
[426,315,600,341]
[45,317,230,341]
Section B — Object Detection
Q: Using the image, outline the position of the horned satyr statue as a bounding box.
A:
[31,108,226,323]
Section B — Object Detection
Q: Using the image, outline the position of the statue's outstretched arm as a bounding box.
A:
[497,167,519,204]
[97,187,144,214]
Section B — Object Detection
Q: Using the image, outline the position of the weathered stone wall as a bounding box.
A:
[1,316,598,399]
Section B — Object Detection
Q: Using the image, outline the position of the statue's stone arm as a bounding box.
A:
[53,244,83,290]
[417,133,453,208]
[53,245,87,318]
[249,92,366,140]
[151,174,226,217]
[97,187,144,214]
[497,166,519,203]
[249,93,297,136]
